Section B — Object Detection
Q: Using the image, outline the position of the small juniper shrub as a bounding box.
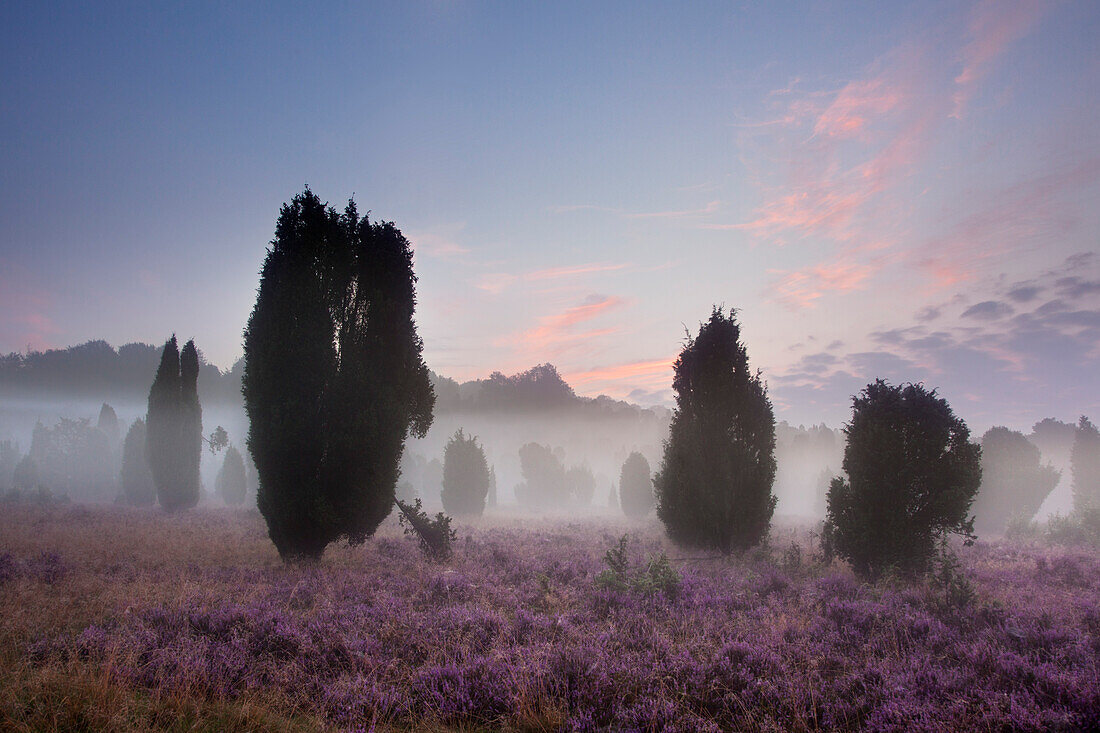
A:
[595,534,680,598]
[781,541,803,575]
[395,498,457,561]
[1044,511,1100,546]
[927,538,976,614]
[1004,513,1040,540]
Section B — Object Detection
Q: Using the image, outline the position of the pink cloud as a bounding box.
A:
[952,0,1047,119]
[565,357,676,399]
[498,295,626,355]
[813,78,904,139]
[525,263,629,281]
[771,257,880,310]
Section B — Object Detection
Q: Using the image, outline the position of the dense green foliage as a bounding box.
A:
[119,418,156,506]
[618,452,654,518]
[824,380,981,579]
[216,445,248,507]
[654,308,776,553]
[1072,416,1100,513]
[243,188,434,560]
[440,429,490,517]
[145,336,202,512]
[972,427,1059,534]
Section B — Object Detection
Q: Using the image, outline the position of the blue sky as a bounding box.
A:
[2,1,1098,431]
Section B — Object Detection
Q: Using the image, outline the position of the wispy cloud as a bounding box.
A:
[564,356,677,400]
[475,262,630,294]
[525,262,629,281]
[770,255,881,309]
[952,0,1048,118]
[498,294,625,356]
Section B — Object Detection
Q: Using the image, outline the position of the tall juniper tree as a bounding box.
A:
[145,336,203,512]
[654,308,776,553]
[243,188,434,561]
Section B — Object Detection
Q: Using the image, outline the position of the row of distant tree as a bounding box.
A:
[0,337,254,509]
[397,427,657,520]
[0,339,659,422]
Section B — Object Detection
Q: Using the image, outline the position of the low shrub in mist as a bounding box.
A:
[440,428,490,517]
[565,464,596,506]
[1072,416,1100,514]
[973,427,1059,535]
[215,444,248,507]
[119,418,155,506]
[618,451,654,518]
[824,380,981,580]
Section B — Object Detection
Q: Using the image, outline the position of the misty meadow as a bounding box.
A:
[4,2,1100,732]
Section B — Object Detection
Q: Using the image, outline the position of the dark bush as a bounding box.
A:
[824,380,981,580]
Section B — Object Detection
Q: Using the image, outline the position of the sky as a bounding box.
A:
[1,0,1098,432]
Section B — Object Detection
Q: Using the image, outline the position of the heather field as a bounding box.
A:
[2,505,1099,732]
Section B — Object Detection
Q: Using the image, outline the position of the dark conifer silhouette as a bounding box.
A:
[119,418,156,506]
[145,336,202,512]
[619,452,654,518]
[824,380,981,579]
[216,444,248,507]
[243,188,434,560]
[654,308,776,553]
[440,429,491,517]
[972,427,1059,533]
[1071,416,1100,513]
